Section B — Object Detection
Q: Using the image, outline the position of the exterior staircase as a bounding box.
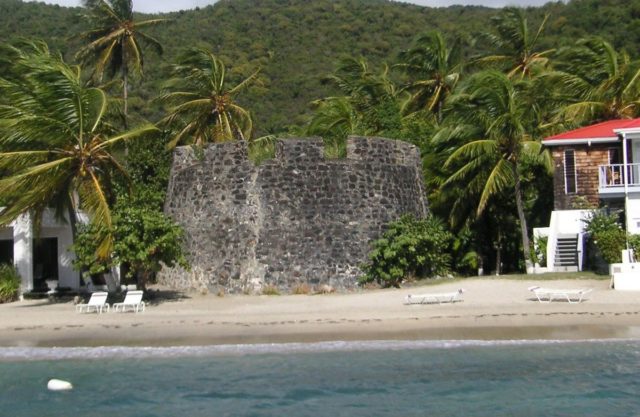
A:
[553,234,579,272]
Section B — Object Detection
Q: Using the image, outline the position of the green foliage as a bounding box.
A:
[360,214,453,288]
[0,263,20,303]
[533,235,548,267]
[3,0,640,135]
[72,203,189,287]
[5,0,640,278]
[248,135,277,165]
[71,223,112,279]
[158,47,259,147]
[584,210,626,264]
[261,284,280,296]
[0,40,158,257]
[629,234,640,257]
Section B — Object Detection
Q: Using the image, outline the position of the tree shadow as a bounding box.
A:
[135,289,191,306]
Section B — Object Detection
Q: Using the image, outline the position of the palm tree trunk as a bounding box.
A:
[495,226,501,276]
[122,47,128,130]
[512,163,533,273]
[67,204,83,286]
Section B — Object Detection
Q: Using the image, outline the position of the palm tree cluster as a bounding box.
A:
[2,2,640,279]
[0,1,258,270]
[306,7,640,274]
[0,41,157,257]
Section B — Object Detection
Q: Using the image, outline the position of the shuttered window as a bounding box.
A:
[564,149,577,194]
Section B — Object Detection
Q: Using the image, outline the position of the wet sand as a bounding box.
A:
[1,278,640,347]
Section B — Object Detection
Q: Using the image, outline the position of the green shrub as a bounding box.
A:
[584,210,626,264]
[360,214,453,288]
[261,284,280,295]
[629,234,640,257]
[0,264,21,303]
[533,235,547,267]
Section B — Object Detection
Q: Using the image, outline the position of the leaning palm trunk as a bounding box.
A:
[512,163,533,273]
[122,47,128,130]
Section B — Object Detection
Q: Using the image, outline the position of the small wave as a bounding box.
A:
[1,338,638,361]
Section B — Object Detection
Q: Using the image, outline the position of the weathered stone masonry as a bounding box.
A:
[158,136,428,293]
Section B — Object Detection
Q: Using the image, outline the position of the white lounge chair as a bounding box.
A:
[75,291,110,314]
[528,286,592,304]
[112,290,145,313]
[404,288,464,305]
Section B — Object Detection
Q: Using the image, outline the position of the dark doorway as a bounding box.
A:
[0,240,13,265]
[33,238,58,290]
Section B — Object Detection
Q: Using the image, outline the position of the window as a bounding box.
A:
[608,148,622,185]
[608,148,620,164]
[564,149,577,194]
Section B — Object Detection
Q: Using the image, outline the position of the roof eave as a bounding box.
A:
[614,127,640,135]
[541,137,620,146]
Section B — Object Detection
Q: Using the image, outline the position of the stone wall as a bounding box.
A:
[158,136,428,293]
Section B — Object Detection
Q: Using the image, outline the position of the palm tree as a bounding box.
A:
[476,8,553,79]
[442,71,552,272]
[550,38,640,123]
[75,0,165,127]
[396,31,462,121]
[0,40,158,257]
[307,57,404,141]
[158,48,259,148]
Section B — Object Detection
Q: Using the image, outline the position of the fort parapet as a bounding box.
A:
[158,136,428,292]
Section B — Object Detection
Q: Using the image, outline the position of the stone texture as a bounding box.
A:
[158,136,428,293]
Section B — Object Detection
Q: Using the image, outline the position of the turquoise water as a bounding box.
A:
[2,340,640,417]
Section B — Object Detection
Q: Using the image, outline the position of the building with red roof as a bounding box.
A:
[542,118,640,211]
[536,119,640,274]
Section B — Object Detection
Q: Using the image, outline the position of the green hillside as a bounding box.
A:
[1,0,639,134]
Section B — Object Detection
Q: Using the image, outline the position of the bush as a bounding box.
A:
[0,264,21,303]
[584,210,626,264]
[360,214,453,288]
[533,235,547,267]
[261,284,280,295]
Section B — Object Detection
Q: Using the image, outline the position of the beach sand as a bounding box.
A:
[1,278,640,347]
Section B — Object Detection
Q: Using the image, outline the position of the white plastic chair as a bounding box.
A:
[404,288,464,305]
[112,290,146,313]
[75,291,110,314]
[528,286,592,303]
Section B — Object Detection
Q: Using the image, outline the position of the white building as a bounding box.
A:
[0,210,80,293]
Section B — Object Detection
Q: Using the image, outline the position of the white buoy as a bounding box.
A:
[47,379,73,391]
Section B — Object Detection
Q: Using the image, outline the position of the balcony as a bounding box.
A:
[598,163,640,196]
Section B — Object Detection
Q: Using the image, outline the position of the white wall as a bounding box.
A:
[626,195,640,234]
[550,210,591,234]
[4,210,81,292]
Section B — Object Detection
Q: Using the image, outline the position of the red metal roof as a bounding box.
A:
[543,118,640,145]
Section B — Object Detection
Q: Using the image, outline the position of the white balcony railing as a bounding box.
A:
[598,163,640,188]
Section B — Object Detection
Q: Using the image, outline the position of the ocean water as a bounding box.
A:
[1,340,640,417]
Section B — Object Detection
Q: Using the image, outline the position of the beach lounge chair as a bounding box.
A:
[404,288,464,305]
[112,290,145,313]
[528,286,592,304]
[75,291,110,314]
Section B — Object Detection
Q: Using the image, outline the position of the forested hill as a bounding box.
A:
[1,0,640,134]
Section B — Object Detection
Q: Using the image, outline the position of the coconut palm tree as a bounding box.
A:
[442,71,552,272]
[158,48,259,148]
[476,8,552,79]
[0,40,158,257]
[396,31,462,121]
[75,0,165,127]
[307,57,404,142]
[550,38,640,123]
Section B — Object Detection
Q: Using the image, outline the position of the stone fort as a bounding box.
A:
[158,136,428,293]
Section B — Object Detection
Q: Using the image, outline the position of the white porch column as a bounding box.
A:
[622,133,632,237]
[57,225,77,290]
[13,213,33,292]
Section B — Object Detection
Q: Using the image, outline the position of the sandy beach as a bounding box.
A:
[1,278,640,347]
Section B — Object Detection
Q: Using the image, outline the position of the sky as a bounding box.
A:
[28,0,559,14]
